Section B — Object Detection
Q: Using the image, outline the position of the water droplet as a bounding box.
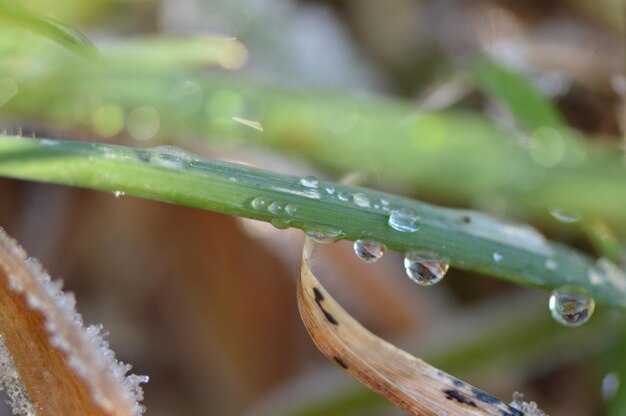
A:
[353,193,371,208]
[493,252,503,262]
[388,208,420,232]
[285,204,297,216]
[404,251,449,286]
[587,268,606,286]
[380,198,390,207]
[251,197,268,211]
[113,191,125,198]
[353,240,385,263]
[324,186,335,195]
[305,227,342,244]
[545,259,558,270]
[602,373,619,401]
[150,146,195,170]
[303,188,321,199]
[549,207,583,223]
[299,176,319,188]
[549,285,595,327]
[337,191,353,203]
[268,201,284,215]
[270,218,290,229]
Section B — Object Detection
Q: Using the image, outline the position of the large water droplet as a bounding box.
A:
[549,285,595,327]
[549,207,583,223]
[404,251,449,286]
[305,227,342,244]
[299,176,319,188]
[353,240,385,263]
[388,208,420,232]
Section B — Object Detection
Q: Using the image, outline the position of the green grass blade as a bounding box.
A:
[0,0,96,57]
[468,58,565,131]
[0,136,624,310]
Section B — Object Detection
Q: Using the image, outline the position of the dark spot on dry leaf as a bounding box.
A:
[444,389,477,408]
[500,409,524,416]
[333,356,349,369]
[472,387,500,405]
[313,287,338,325]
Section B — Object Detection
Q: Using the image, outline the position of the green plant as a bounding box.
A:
[0,1,624,415]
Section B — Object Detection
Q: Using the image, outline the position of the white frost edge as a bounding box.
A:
[0,229,148,415]
[510,392,547,416]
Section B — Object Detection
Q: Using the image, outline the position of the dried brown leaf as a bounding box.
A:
[297,238,524,416]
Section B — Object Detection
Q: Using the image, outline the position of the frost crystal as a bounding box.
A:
[510,392,547,416]
[0,335,37,415]
[0,228,148,415]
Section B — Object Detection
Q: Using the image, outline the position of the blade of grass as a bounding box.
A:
[0,136,624,310]
[467,58,565,131]
[4,43,626,226]
[0,0,96,57]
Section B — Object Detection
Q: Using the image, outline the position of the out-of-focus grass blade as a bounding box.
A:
[0,0,96,57]
[468,58,565,131]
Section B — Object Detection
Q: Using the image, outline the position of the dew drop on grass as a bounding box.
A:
[324,186,335,195]
[493,252,503,262]
[299,176,319,188]
[549,207,583,223]
[337,191,353,203]
[150,146,194,170]
[305,227,342,244]
[388,208,420,232]
[113,191,125,198]
[251,197,268,211]
[353,193,371,208]
[404,251,449,286]
[268,201,284,215]
[549,285,595,327]
[285,204,297,216]
[545,259,558,270]
[353,240,385,263]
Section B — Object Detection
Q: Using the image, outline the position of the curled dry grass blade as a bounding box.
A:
[0,136,624,311]
[0,228,147,415]
[297,238,541,415]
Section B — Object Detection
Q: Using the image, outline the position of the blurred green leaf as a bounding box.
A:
[0,0,96,56]
[468,58,565,131]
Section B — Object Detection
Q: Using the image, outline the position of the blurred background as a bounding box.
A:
[0,0,625,414]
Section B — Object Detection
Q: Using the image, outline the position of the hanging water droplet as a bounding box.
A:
[493,252,503,262]
[268,201,284,215]
[545,259,558,270]
[337,191,353,203]
[404,251,449,286]
[251,197,268,211]
[388,208,420,232]
[353,193,371,208]
[305,227,342,244]
[270,218,290,229]
[113,191,125,198]
[285,204,297,216]
[353,240,385,263]
[549,285,595,327]
[299,176,319,188]
[324,186,335,195]
[549,207,583,223]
